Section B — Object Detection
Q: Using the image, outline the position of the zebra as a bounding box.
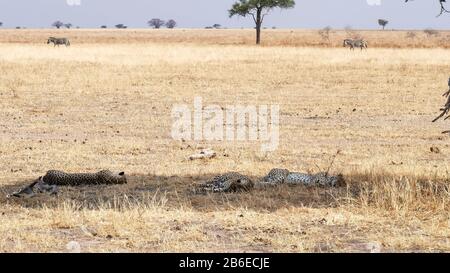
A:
[47,37,70,47]
[343,38,368,50]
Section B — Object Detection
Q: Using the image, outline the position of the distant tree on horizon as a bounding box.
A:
[318,26,332,44]
[213,24,222,29]
[64,23,73,29]
[0,22,3,27]
[165,19,177,29]
[101,25,107,29]
[115,24,127,29]
[52,21,64,29]
[229,0,295,44]
[406,31,416,39]
[424,28,439,37]
[378,19,388,30]
[148,18,165,29]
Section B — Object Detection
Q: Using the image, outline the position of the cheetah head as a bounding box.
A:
[98,170,127,185]
[335,174,346,187]
[229,177,254,192]
[113,171,127,184]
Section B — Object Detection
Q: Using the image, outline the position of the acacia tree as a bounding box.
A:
[52,21,64,29]
[64,23,73,29]
[424,28,439,37]
[0,22,3,27]
[413,2,450,132]
[229,0,295,44]
[318,26,332,44]
[166,19,177,29]
[148,18,165,29]
[378,19,388,30]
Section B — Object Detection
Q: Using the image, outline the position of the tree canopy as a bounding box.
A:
[148,18,165,29]
[52,21,64,29]
[229,0,295,44]
[229,0,295,20]
[378,19,388,30]
[166,19,177,29]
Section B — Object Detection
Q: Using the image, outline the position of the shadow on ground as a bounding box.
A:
[0,174,348,211]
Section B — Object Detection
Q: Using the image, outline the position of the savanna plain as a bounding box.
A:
[0,29,450,252]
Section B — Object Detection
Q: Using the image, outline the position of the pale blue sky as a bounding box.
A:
[0,0,449,29]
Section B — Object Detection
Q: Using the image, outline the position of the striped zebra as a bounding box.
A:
[47,37,70,47]
[343,38,368,50]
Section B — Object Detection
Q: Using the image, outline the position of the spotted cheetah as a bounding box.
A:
[196,172,254,193]
[42,170,127,186]
[261,168,344,187]
[286,172,344,187]
[260,168,290,185]
[8,170,126,198]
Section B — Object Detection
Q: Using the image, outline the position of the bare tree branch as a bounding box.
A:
[261,9,270,25]
[406,0,450,17]
[250,12,257,24]
[432,79,450,124]
[438,0,450,17]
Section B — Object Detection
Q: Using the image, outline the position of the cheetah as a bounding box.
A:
[8,170,126,198]
[260,168,344,187]
[286,172,345,187]
[260,168,290,185]
[42,170,127,186]
[196,172,254,193]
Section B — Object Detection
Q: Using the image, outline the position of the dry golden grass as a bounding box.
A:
[0,29,450,253]
[2,28,450,48]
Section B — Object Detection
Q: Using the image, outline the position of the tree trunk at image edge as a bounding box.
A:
[256,8,262,44]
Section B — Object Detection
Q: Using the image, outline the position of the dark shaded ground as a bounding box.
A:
[0,174,348,211]
[2,173,450,253]
[3,171,449,213]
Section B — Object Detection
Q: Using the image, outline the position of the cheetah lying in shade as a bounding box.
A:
[195,172,254,193]
[195,168,344,194]
[260,168,345,187]
[42,170,127,186]
[9,170,127,198]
